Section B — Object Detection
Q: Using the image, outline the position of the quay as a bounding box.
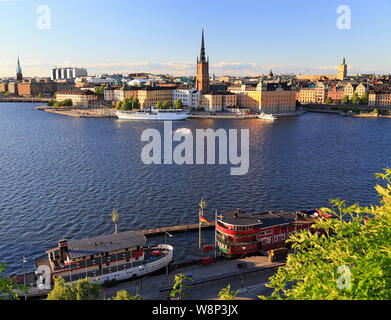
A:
[36,106,117,118]
[138,221,215,236]
[0,97,51,103]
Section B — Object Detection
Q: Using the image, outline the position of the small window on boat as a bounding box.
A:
[106,263,110,267]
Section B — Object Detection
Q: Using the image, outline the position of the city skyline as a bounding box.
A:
[0,0,391,77]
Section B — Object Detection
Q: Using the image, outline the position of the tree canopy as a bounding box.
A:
[46,277,101,300]
[174,98,184,109]
[261,169,391,300]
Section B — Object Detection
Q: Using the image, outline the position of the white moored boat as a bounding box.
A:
[117,107,190,121]
[258,113,277,121]
[14,230,174,297]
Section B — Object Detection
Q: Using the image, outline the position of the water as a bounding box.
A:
[1,103,390,275]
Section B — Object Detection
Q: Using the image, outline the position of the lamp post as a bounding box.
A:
[22,256,27,300]
[165,232,173,276]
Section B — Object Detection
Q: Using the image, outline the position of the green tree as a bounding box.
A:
[115,101,122,110]
[47,99,55,107]
[4,91,10,97]
[351,93,359,105]
[0,263,24,300]
[121,98,131,110]
[111,290,143,300]
[170,273,194,300]
[162,101,171,109]
[260,168,391,300]
[112,209,119,234]
[342,95,350,105]
[155,101,163,109]
[325,97,333,105]
[359,93,368,105]
[132,97,140,109]
[174,98,184,110]
[218,284,238,300]
[47,277,101,300]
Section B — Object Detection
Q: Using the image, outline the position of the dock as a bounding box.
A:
[138,221,215,236]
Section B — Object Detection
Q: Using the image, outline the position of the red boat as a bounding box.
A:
[216,208,327,257]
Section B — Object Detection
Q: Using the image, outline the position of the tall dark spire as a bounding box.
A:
[200,27,206,63]
[16,55,23,81]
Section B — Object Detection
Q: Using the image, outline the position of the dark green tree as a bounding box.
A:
[174,98,184,109]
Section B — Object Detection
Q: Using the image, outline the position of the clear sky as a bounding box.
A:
[0,0,390,77]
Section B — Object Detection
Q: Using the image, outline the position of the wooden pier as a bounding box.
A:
[138,221,215,236]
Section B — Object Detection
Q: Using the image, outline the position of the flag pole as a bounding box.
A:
[214,209,217,261]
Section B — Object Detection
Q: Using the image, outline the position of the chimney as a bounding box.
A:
[58,239,68,262]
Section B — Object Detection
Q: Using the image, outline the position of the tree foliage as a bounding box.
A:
[218,284,238,300]
[46,277,101,300]
[111,290,143,300]
[0,263,23,300]
[174,98,184,109]
[170,273,194,300]
[325,97,333,105]
[260,169,391,300]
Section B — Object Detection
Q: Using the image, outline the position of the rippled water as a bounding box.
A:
[1,102,391,275]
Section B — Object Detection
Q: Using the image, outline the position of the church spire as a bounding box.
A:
[200,27,206,63]
[16,55,23,81]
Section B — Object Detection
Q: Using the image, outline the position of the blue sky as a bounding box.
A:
[0,0,390,77]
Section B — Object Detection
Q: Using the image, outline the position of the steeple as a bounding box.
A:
[196,26,210,93]
[16,55,23,81]
[200,27,206,63]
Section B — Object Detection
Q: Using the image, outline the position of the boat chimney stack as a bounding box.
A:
[58,239,68,262]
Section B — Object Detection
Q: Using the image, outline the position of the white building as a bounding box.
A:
[172,87,201,109]
[51,67,88,81]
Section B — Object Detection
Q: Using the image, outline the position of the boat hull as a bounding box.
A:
[117,111,190,121]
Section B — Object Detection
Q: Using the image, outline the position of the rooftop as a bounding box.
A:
[63,231,147,258]
[218,208,302,227]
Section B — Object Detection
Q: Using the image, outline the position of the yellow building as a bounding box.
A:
[199,93,237,112]
[258,80,296,114]
[56,89,97,107]
[298,87,317,104]
[137,87,173,109]
[228,78,296,113]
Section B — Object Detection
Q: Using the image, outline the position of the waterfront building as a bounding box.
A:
[344,82,357,100]
[137,87,173,109]
[337,57,348,81]
[327,84,345,104]
[257,78,296,114]
[0,82,8,93]
[17,79,56,97]
[51,67,88,81]
[199,92,237,112]
[56,89,98,107]
[216,209,322,256]
[7,82,18,95]
[228,77,296,113]
[16,56,23,81]
[112,85,139,102]
[315,82,328,104]
[298,87,316,104]
[196,28,210,93]
[355,83,368,98]
[368,86,391,108]
[172,87,201,109]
